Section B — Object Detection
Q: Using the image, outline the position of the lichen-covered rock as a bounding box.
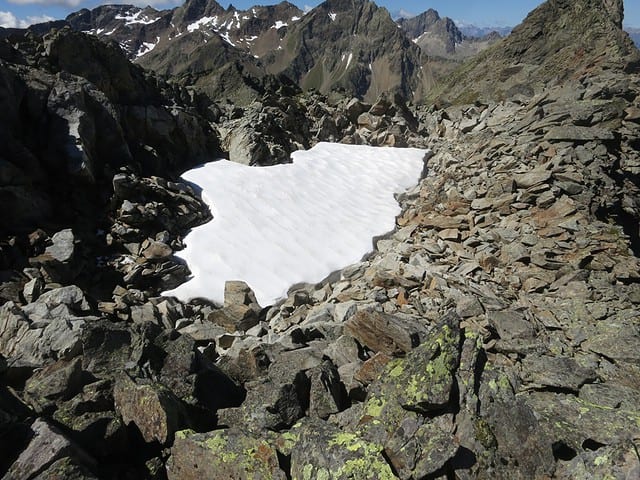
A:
[24,357,84,413]
[167,428,286,480]
[113,374,189,445]
[288,418,397,480]
[365,311,461,414]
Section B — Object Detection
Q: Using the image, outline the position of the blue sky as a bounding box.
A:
[1,0,639,29]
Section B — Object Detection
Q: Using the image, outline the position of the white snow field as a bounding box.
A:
[163,142,428,306]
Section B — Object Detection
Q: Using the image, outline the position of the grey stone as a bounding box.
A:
[1,419,94,480]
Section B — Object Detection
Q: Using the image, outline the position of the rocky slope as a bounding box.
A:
[429,0,640,104]
[1,0,640,479]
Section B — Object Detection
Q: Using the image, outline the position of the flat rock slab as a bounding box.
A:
[544,125,615,142]
[345,310,430,356]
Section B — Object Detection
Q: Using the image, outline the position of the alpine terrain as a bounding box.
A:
[0,0,639,478]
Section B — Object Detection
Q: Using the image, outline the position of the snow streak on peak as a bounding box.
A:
[115,10,159,26]
[163,143,428,306]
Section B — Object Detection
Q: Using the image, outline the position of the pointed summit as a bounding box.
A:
[429,0,639,104]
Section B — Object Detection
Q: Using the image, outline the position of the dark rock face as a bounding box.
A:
[265,0,424,102]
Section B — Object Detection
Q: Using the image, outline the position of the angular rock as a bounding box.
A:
[167,428,286,480]
[288,418,396,480]
[113,374,189,445]
[307,359,348,419]
[24,358,84,412]
[1,419,94,480]
[344,309,430,356]
[362,312,461,418]
[544,125,615,142]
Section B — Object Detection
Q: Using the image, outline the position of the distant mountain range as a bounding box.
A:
[626,27,640,47]
[4,0,636,106]
[2,0,504,104]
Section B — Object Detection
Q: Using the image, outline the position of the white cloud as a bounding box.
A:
[8,0,84,6]
[0,11,19,28]
[22,14,55,26]
[391,8,415,20]
[0,11,55,28]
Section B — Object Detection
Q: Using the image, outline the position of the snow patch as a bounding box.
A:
[345,52,353,69]
[273,20,288,29]
[115,10,159,26]
[163,143,427,306]
[328,12,337,21]
[135,36,160,58]
[219,31,236,46]
[291,16,300,22]
[187,16,218,33]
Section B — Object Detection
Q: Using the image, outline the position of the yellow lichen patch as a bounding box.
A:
[337,456,397,479]
[174,429,195,440]
[388,362,404,378]
[364,396,386,418]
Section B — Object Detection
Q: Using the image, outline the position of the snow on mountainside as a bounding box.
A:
[65,1,303,59]
[27,0,503,102]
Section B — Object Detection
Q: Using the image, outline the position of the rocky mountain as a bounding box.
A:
[19,0,502,103]
[627,26,640,47]
[261,0,425,101]
[1,0,640,479]
[398,8,501,60]
[29,0,437,103]
[429,0,640,104]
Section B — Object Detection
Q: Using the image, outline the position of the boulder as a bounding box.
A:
[167,428,286,480]
[288,418,396,480]
[113,374,189,445]
[1,419,94,480]
[344,309,430,356]
[24,358,84,412]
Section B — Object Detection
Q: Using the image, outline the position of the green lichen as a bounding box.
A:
[204,435,227,451]
[364,396,387,418]
[174,429,195,440]
[302,464,314,480]
[279,431,299,454]
[337,456,396,479]
[328,432,382,456]
[388,362,404,378]
[593,455,608,466]
[473,418,498,449]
